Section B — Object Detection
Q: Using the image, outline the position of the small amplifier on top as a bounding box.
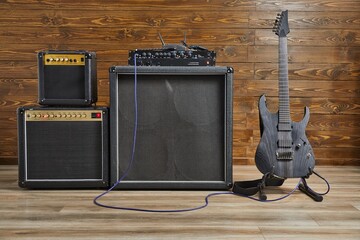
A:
[38,50,97,106]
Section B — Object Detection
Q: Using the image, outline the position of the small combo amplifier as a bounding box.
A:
[17,106,109,189]
[110,66,233,189]
[37,50,97,106]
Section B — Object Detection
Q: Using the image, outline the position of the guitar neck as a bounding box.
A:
[278,36,291,130]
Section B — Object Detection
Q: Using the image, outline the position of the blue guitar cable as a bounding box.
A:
[93,54,313,212]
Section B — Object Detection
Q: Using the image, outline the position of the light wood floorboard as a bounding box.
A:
[0,165,359,239]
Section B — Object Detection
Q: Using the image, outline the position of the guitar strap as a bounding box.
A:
[232,170,330,202]
[232,173,285,201]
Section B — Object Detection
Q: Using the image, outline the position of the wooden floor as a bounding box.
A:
[0,165,359,239]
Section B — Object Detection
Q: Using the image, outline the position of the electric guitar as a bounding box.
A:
[255,10,315,178]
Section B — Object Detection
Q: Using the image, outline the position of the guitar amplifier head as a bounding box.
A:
[37,50,97,106]
[17,106,109,189]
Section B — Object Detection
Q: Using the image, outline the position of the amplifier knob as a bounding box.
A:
[49,114,54,118]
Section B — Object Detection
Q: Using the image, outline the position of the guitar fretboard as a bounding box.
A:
[278,36,291,131]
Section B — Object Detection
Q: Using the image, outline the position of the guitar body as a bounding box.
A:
[255,95,315,178]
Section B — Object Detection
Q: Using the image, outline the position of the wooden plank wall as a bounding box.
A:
[0,0,359,165]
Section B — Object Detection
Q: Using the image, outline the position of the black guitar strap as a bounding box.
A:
[232,170,329,202]
[232,173,285,201]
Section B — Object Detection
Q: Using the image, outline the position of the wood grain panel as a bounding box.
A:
[255,0,360,12]
[0,45,248,63]
[0,27,255,46]
[0,96,38,110]
[0,0,256,11]
[250,11,360,29]
[0,1,359,165]
[255,63,359,81]
[250,129,360,149]
[234,146,360,166]
[0,111,17,129]
[234,97,360,115]
[235,80,360,98]
[0,10,250,29]
[256,29,360,46]
[245,113,360,131]
[248,46,360,63]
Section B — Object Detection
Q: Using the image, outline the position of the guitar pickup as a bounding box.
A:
[276,149,294,160]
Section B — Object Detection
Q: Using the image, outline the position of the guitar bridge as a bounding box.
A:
[276,149,294,160]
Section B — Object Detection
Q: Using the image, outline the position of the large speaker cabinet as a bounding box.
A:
[110,66,233,189]
[37,50,97,106]
[17,106,109,189]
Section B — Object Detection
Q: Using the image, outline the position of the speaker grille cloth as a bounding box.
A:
[117,74,225,181]
[26,121,102,179]
[44,66,85,99]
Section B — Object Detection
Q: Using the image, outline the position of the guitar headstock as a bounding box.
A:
[273,10,290,37]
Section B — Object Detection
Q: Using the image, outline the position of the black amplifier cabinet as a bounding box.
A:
[17,106,109,189]
[110,66,233,190]
[38,50,97,106]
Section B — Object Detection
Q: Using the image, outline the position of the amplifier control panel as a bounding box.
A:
[128,49,216,66]
[42,54,86,66]
[25,109,103,121]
